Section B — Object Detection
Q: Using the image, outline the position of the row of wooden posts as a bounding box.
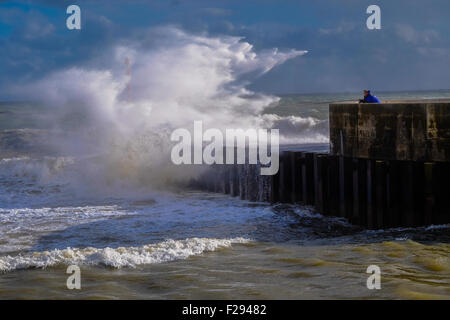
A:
[191,151,450,229]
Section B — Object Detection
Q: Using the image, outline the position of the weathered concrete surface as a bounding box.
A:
[329,100,450,161]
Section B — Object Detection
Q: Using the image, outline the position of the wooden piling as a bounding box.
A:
[301,152,315,205]
[351,159,361,225]
[374,160,387,229]
[327,155,339,217]
[258,172,272,202]
[414,162,425,226]
[365,159,377,229]
[423,162,435,226]
[270,167,280,203]
[238,164,247,200]
[215,166,226,194]
[353,158,368,226]
[400,161,416,227]
[435,162,450,225]
[386,160,401,228]
[278,152,293,203]
[246,164,259,201]
[206,168,216,192]
[229,164,239,197]
[314,154,329,215]
[338,156,353,219]
[291,152,304,203]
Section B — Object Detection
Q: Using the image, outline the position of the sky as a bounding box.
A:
[0,0,449,97]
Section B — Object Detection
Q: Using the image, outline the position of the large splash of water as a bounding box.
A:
[7,27,322,192]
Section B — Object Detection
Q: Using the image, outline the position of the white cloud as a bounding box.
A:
[394,24,440,45]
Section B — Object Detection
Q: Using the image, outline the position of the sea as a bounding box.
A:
[0,90,449,299]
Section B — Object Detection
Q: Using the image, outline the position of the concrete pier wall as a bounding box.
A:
[329,100,450,161]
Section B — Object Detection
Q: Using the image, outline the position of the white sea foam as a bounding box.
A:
[0,201,141,254]
[261,114,329,144]
[0,237,250,271]
[425,224,450,230]
[0,205,130,221]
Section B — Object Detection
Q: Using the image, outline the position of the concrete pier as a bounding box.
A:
[191,100,450,229]
[329,99,450,161]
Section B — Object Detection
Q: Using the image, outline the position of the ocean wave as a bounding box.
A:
[0,237,250,272]
[0,28,310,189]
[261,114,329,144]
[0,204,140,254]
[0,156,75,180]
[0,205,132,221]
[0,128,58,157]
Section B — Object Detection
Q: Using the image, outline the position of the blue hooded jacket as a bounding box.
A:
[363,91,381,103]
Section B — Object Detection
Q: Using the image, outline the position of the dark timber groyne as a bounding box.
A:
[191,100,450,229]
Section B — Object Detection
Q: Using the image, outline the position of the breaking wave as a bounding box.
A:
[4,27,316,189]
[0,237,250,272]
[261,114,329,144]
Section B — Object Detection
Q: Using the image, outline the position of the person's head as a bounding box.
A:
[364,90,370,97]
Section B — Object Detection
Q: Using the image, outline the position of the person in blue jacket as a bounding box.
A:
[359,90,381,103]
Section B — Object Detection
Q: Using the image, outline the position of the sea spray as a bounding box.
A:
[7,27,315,191]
